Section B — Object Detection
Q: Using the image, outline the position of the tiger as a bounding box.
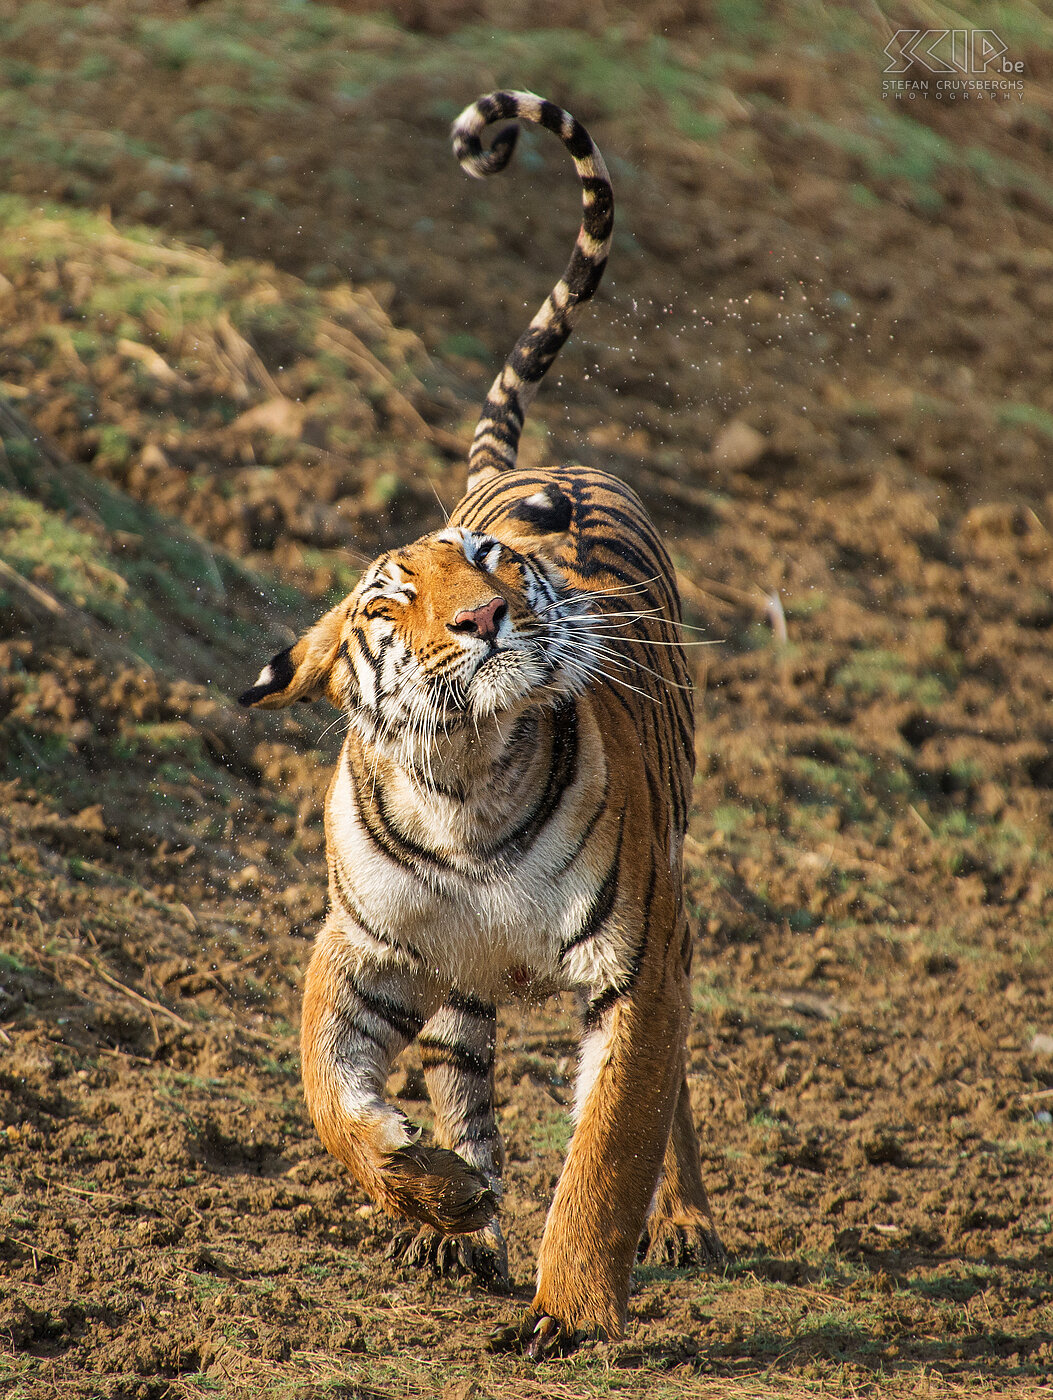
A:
[239,90,724,1359]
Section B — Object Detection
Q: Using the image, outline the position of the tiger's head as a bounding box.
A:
[239,525,594,751]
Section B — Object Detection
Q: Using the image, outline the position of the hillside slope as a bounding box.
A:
[1,4,1053,1396]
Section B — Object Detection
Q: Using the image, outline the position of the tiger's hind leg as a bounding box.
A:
[301,924,497,1235]
[639,1065,726,1269]
[388,993,509,1292]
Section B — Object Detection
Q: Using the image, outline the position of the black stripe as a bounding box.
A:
[538,99,565,136]
[419,1041,493,1078]
[457,470,555,527]
[571,514,662,575]
[350,761,453,872]
[352,784,429,867]
[577,521,669,589]
[480,700,578,858]
[455,1122,500,1147]
[331,855,424,964]
[332,853,385,939]
[349,625,384,692]
[564,117,594,161]
[509,322,571,383]
[342,1018,389,1054]
[552,774,609,878]
[491,91,517,121]
[461,1098,498,1124]
[405,768,468,800]
[353,985,425,1042]
[560,819,624,958]
[584,497,667,553]
[580,176,615,239]
[563,247,606,301]
[335,639,361,706]
[596,666,643,733]
[476,423,519,453]
[447,991,495,1020]
[374,783,450,864]
[582,866,655,1029]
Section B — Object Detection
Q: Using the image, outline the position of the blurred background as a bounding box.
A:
[2,3,1053,1394]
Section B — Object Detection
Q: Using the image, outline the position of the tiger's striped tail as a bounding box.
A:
[451,91,614,491]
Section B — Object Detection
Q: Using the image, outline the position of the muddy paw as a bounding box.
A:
[639,1220,727,1270]
[387,1222,510,1293]
[488,1310,593,1360]
[384,1143,496,1235]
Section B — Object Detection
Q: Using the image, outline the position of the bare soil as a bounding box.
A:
[1,3,1052,1396]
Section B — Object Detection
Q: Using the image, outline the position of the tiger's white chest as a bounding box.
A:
[325,706,620,999]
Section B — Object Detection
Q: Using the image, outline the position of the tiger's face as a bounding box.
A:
[239,526,594,748]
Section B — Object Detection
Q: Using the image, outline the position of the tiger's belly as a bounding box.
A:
[325,734,625,1001]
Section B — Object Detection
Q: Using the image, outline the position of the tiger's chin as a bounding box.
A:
[464,648,553,720]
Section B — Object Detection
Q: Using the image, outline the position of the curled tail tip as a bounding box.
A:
[454,124,519,180]
[451,90,538,179]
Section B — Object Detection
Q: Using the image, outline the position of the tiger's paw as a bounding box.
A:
[387,1221,510,1293]
[488,1310,596,1361]
[384,1143,497,1236]
[638,1219,727,1270]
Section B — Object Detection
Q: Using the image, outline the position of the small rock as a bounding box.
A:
[711,420,766,471]
[1030,1033,1053,1055]
[442,1380,479,1400]
[229,864,260,893]
[233,396,305,438]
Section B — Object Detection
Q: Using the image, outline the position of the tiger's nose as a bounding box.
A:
[450,596,507,642]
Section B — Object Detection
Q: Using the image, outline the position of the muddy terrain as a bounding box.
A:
[1,3,1052,1396]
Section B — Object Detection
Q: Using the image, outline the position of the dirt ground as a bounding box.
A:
[1,3,1053,1396]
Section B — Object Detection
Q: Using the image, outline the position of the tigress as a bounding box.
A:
[240,90,724,1358]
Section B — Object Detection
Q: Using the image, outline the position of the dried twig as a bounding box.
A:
[0,557,66,615]
[66,952,194,1032]
[763,588,788,645]
[909,804,933,837]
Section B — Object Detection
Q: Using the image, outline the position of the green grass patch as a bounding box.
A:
[529,1108,573,1157]
[834,650,946,707]
[996,401,1053,440]
[0,492,128,617]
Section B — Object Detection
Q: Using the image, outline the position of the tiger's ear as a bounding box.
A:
[500,482,574,560]
[507,483,573,536]
[238,601,348,709]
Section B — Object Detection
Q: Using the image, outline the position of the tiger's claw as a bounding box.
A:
[638,1220,727,1270]
[387,1223,511,1293]
[487,1310,589,1360]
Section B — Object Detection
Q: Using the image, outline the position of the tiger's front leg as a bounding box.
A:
[492,901,688,1358]
[388,993,510,1291]
[300,922,498,1235]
